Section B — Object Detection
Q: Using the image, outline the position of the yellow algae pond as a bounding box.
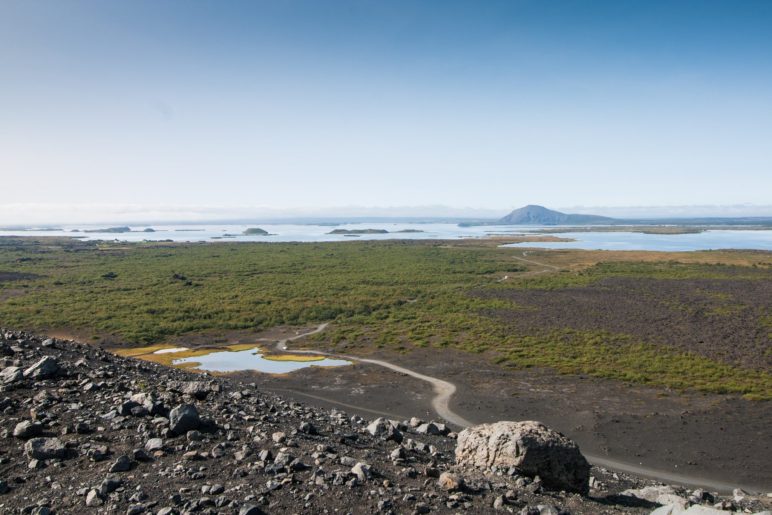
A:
[114,343,352,374]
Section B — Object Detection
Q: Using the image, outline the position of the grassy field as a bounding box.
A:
[0,237,770,399]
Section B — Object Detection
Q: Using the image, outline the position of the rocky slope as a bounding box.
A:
[0,329,769,515]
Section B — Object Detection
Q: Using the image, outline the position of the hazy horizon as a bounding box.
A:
[2,202,772,227]
[2,0,771,217]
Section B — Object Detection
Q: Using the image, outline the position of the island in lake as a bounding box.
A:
[243,227,270,235]
[84,226,132,233]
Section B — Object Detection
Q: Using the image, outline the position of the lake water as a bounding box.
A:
[2,223,771,251]
[171,346,352,374]
[501,229,772,251]
[0,223,500,242]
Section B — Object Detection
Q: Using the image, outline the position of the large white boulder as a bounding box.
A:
[455,421,590,494]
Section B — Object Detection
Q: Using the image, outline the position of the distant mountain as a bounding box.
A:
[498,205,615,225]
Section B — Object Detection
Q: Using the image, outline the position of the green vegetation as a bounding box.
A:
[0,238,770,399]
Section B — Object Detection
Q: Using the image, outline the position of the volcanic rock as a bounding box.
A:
[456,421,590,494]
[169,403,200,434]
[24,437,69,460]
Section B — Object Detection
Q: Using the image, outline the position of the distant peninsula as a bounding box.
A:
[327,228,426,235]
[84,226,132,233]
[328,229,388,235]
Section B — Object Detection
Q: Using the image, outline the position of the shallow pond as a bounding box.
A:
[116,344,352,374]
[172,346,351,373]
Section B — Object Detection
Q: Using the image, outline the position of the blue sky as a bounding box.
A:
[1,0,771,222]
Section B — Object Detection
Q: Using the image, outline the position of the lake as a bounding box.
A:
[2,224,771,251]
[501,229,772,251]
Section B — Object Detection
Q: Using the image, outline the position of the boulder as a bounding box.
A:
[24,437,69,460]
[169,404,200,434]
[23,357,60,380]
[455,421,590,494]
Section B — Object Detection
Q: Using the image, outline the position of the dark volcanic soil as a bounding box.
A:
[475,277,772,370]
[12,329,756,515]
[243,346,772,493]
[0,271,41,283]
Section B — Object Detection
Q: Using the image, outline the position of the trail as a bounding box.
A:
[276,324,472,427]
[279,322,753,492]
[277,322,329,351]
[510,251,561,270]
[584,455,746,493]
[496,251,560,282]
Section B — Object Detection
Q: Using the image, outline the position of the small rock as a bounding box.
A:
[132,448,152,462]
[299,421,317,434]
[13,421,43,439]
[416,422,443,435]
[23,356,60,380]
[109,455,135,472]
[366,418,402,442]
[438,471,463,491]
[390,447,406,461]
[169,404,200,434]
[351,462,371,482]
[99,476,122,495]
[24,437,68,460]
[535,505,559,515]
[0,366,23,384]
[145,438,164,452]
[85,489,103,507]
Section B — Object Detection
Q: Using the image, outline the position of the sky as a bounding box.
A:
[1,0,771,224]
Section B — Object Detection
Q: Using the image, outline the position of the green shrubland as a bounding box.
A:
[0,238,769,399]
